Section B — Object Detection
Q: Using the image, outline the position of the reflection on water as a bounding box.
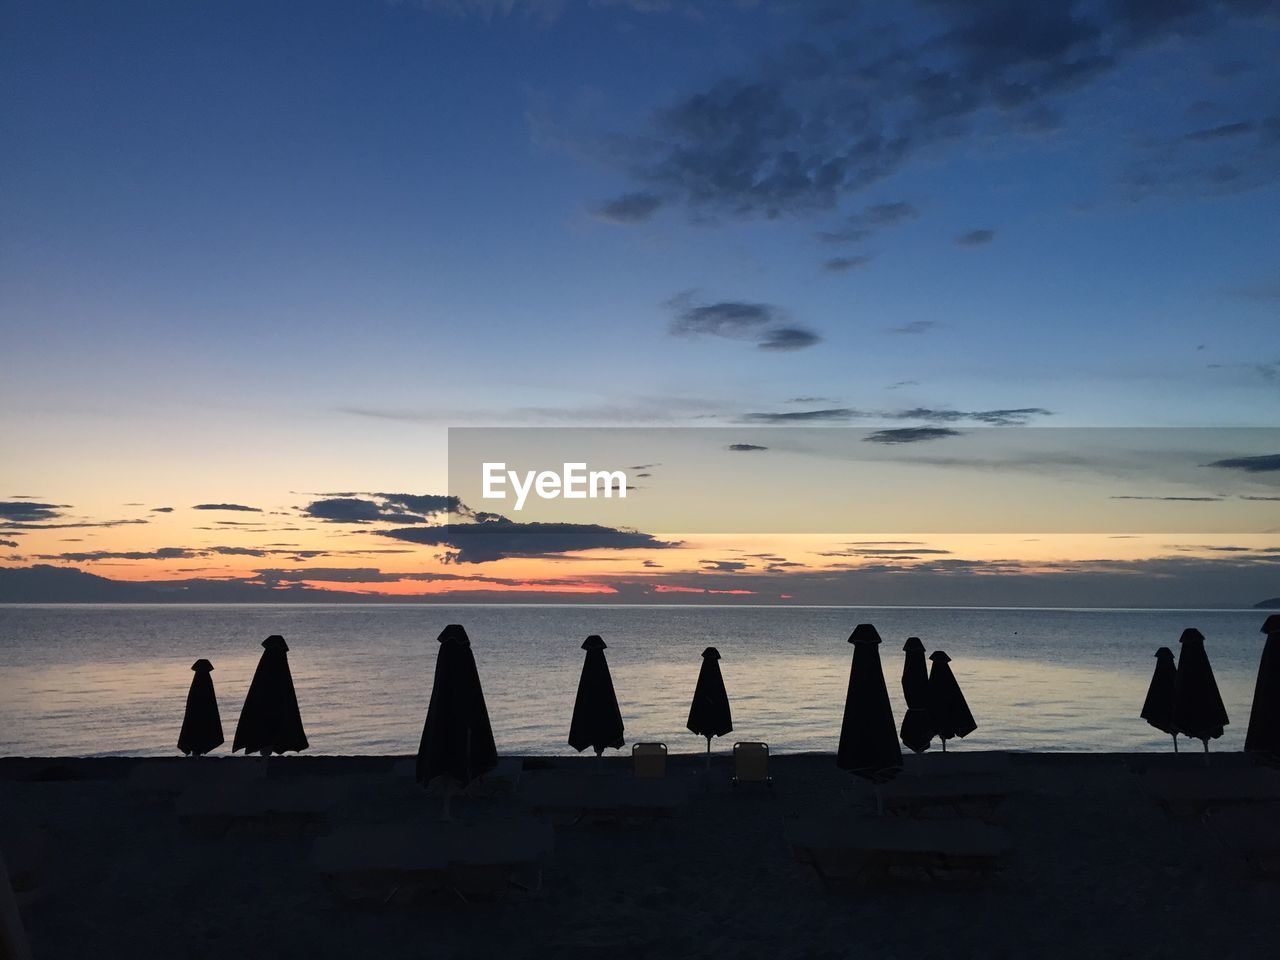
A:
[0,604,1268,756]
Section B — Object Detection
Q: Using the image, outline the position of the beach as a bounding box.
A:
[4,751,1277,959]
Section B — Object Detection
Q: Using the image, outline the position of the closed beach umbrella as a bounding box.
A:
[929,651,976,751]
[1140,647,1179,752]
[687,646,733,769]
[837,624,903,785]
[568,635,625,756]
[899,636,934,754]
[417,624,498,788]
[177,658,224,756]
[1173,628,1228,753]
[232,635,309,756]
[1244,615,1280,764]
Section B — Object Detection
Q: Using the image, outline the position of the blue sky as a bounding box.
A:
[1,1,1278,604]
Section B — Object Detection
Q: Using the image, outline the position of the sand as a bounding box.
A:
[2,751,1278,959]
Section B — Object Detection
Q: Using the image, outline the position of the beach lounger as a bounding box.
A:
[311,819,553,903]
[522,774,688,821]
[125,757,265,796]
[902,751,1011,778]
[175,778,344,836]
[0,849,33,960]
[1141,766,1280,817]
[1205,802,1280,878]
[731,742,772,788]
[633,743,667,779]
[789,815,1013,888]
[874,772,1015,818]
[391,756,524,796]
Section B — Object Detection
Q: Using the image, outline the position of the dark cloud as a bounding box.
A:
[1185,120,1255,141]
[887,320,939,335]
[742,406,1051,425]
[727,443,768,452]
[192,503,261,512]
[0,539,18,548]
[302,493,464,524]
[701,560,749,573]
[864,427,961,444]
[758,326,822,350]
[0,518,149,530]
[786,396,838,404]
[667,294,822,351]
[597,3,1278,221]
[594,191,663,223]
[150,506,174,513]
[1110,496,1225,502]
[378,514,677,563]
[817,200,919,243]
[1205,453,1280,472]
[956,228,996,246]
[0,501,66,522]
[1241,495,1280,501]
[822,254,874,273]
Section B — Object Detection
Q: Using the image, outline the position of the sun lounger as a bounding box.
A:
[873,772,1015,818]
[902,751,1011,777]
[125,757,265,795]
[391,756,524,795]
[175,778,344,835]
[1141,766,1280,816]
[633,743,667,778]
[731,742,772,788]
[311,818,553,902]
[522,773,688,820]
[0,849,33,960]
[789,815,1013,888]
[1204,802,1280,878]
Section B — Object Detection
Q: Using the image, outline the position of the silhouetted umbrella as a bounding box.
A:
[929,651,976,751]
[837,624,903,787]
[177,658,224,756]
[899,636,934,754]
[568,635,625,757]
[417,625,497,819]
[232,635,309,756]
[1173,627,1228,753]
[1245,615,1280,765]
[687,646,733,769]
[1140,647,1179,752]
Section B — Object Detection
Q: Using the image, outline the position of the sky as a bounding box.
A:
[1,0,1278,606]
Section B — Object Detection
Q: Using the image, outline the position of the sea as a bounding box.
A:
[0,604,1271,757]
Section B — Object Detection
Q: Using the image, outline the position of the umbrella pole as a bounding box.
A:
[941,737,947,753]
[441,781,454,822]
[875,785,883,816]
[705,737,712,772]
[1172,734,1178,754]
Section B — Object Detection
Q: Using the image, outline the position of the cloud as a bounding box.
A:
[378,514,678,563]
[956,228,996,246]
[1205,454,1280,473]
[1185,120,1255,141]
[0,539,17,548]
[727,443,768,452]
[594,191,663,223]
[864,427,961,444]
[887,320,939,335]
[150,506,174,513]
[1110,496,1224,502]
[700,560,749,573]
[597,3,1280,222]
[758,326,822,350]
[817,200,920,243]
[666,294,821,351]
[0,501,66,522]
[302,493,464,524]
[0,518,149,531]
[742,405,1051,425]
[192,503,261,512]
[822,254,874,273]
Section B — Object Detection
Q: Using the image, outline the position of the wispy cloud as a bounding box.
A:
[192,503,261,513]
[1205,454,1280,473]
[864,427,961,444]
[666,293,822,351]
[956,228,996,247]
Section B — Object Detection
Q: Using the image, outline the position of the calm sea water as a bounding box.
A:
[0,604,1271,757]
